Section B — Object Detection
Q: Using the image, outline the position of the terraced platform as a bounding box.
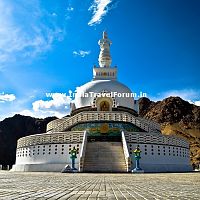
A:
[0,171,199,199]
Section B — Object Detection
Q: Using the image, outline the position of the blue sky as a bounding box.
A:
[0,0,200,120]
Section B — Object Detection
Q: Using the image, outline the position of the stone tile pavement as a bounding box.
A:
[0,171,199,199]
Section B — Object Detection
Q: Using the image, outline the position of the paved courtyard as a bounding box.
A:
[0,171,199,199]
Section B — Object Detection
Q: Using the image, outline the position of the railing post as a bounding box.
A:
[79,131,87,172]
[121,131,131,172]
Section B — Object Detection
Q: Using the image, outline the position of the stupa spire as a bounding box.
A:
[98,31,112,68]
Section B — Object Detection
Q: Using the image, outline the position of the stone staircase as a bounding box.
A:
[83,142,127,172]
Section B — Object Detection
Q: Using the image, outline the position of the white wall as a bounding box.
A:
[13,139,192,172]
[15,143,82,165]
[128,143,192,172]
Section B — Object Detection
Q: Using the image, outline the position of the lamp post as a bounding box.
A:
[132,146,143,172]
[70,147,78,170]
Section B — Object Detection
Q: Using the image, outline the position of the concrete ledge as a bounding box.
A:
[11,163,79,172]
[131,169,144,173]
[11,163,193,173]
[132,163,193,172]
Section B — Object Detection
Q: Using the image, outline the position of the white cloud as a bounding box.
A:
[188,100,200,107]
[33,93,72,112]
[67,7,74,11]
[151,89,200,106]
[0,93,16,102]
[194,101,200,106]
[0,92,73,121]
[160,89,199,100]
[0,0,64,67]
[13,93,72,119]
[88,0,113,26]
[73,50,91,57]
[19,109,65,119]
[52,12,57,17]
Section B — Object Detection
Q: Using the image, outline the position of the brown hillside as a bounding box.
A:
[139,97,200,168]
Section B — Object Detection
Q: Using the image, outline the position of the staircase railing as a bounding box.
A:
[121,131,131,172]
[79,131,87,172]
[136,116,161,131]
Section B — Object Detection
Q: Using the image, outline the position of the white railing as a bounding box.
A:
[123,131,189,148]
[137,117,160,131]
[79,131,87,172]
[17,131,84,148]
[121,131,131,172]
[47,111,160,134]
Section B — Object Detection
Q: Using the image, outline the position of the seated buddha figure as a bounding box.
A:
[100,101,110,111]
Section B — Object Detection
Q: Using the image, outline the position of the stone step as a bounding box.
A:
[86,152,124,155]
[84,156,125,159]
[88,146,123,148]
[84,159,125,162]
[84,160,125,163]
[85,154,125,156]
[83,165,127,169]
[87,147,121,151]
[84,154,125,158]
[83,164,127,167]
[88,142,121,145]
[83,169,127,172]
[83,141,127,172]
[84,154,125,156]
[84,170,127,172]
[85,153,125,155]
[83,166,127,170]
[84,158,125,161]
[84,153,125,156]
[84,163,126,166]
[83,168,127,172]
[85,149,125,152]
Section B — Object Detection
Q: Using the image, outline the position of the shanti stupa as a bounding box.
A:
[12,32,192,172]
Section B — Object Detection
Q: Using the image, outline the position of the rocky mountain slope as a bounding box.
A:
[139,97,200,168]
[0,115,57,168]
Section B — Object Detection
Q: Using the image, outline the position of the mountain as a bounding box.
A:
[139,97,200,168]
[0,114,57,168]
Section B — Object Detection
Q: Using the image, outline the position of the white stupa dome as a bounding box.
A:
[73,32,135,111]
[74,79,134,109]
